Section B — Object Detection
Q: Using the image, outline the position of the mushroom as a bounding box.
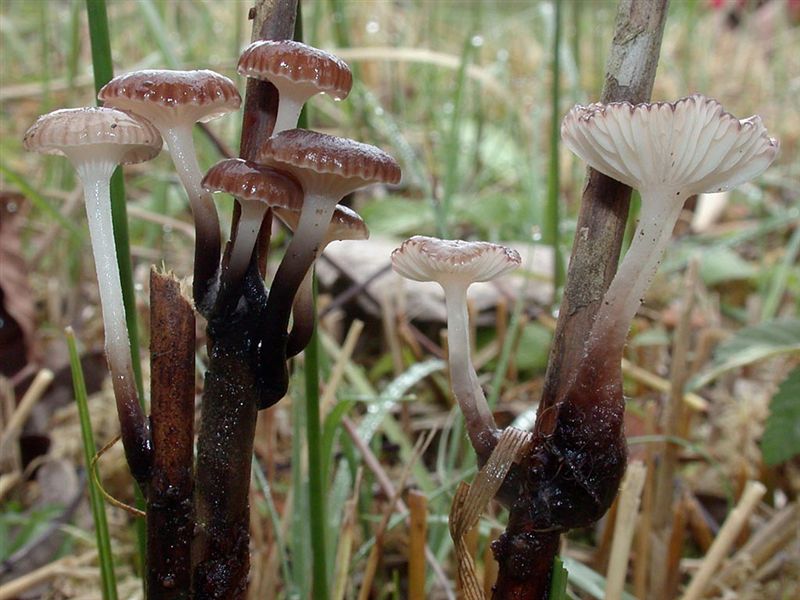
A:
[98,69,242,308]
[23,106,161,483]
[561,94,778,363]
[237,40,352,135]
[201,158,303,287]
[272,204,369,357]
[391,236,521,457]
[255,128,400,405]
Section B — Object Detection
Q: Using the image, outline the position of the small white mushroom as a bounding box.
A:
[391,236,521,457]
[23,107,161,481]
[237,40,352,134]
[561,94,778,362]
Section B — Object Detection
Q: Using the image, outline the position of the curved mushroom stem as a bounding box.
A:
[226,201,268,287]
[258,194,334,405]
[162,125,221,308]
[587,189,686,365]
[286,268,314,358]
[74,158,152,485]
[273,94,304,136]
[440,279,498,459]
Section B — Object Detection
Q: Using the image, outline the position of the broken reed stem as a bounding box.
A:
[664,494,689,600]
[495,2,670,598]
[680,481,767,600]
[408,490,428,600]
[634,403,657,599]
[147,269,195,599]
[605,461,647,600]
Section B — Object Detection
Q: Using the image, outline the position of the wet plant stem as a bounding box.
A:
[148,270,195,599]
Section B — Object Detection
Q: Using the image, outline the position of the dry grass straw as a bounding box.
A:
[605,460,647,600]
[407,489,428,600]
[449,427,532,599]
[332,467,363,600]
[0,369,54,473]
[680,480,767,600]
[0,550,99,600]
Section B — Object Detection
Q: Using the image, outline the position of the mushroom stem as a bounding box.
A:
[273,95,304,135]
[258,195,334,404]
[227,200,268,286]
[286,268,314,358]
[441,280,498,457]
[587,190,686,364]
[162,125,221,305]
[75,158,152,484]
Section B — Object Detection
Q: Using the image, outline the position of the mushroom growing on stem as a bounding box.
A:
[99,70,242,310]
[23,107,161,484]
[237,40,352,135]
[272,204,369,357]
[391,236,521,458]
[201,158,303,289]
[255,129,400,406]
[562,94,779,368]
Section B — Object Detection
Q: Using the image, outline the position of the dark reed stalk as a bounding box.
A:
[148,269,195,599]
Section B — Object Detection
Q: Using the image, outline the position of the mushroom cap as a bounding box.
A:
[238,40,352,102]
[392,236,521,286]
[23,107,162,164]
[561,94,779,196]
[258,129,401,200]
[201,158,302,210]
[274,204,369,244]
[98,69,242,127]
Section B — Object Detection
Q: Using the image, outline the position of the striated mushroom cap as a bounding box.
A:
[99,69,241,127]
[561,94,779,195]
[258,129,401,200]
[201,158,302,210]
[273,204,369,245]
[392,236,521,286]
[23,107,162,164]
[238,40,352,101]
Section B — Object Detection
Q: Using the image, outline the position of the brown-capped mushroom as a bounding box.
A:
[99,69,242,308]
[237,40,352,134]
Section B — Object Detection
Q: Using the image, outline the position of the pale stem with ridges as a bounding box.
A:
[272,95,304,135]
[227,201,268,286]
[440,278,498,457]
[587,188,686,364]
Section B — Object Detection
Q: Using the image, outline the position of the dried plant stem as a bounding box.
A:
[408,490,428,600]
[605,461,646,600]
[680,481,767,600]
[148,269,195,599]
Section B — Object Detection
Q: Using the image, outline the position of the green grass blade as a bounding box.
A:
[66,328,118,600]
[548,555,569,600]
[252,456,293,587]
[761,222,800,321]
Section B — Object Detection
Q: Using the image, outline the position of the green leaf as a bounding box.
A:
[699,246,757,286]
[761,366,800,466]
[514,322,553,372]
[561,557,637,600]
[688,319,800,391]
[549,555,569,600]
[359,197,434,237]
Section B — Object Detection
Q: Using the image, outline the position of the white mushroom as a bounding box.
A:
[23,107,161,481]
[391,236,521,456]
[561,94,778,361]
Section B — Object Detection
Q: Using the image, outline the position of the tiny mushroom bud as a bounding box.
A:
[99,70,242,308]
[391,236,521,458]
[561,94,778,363]
[273,204,369,357]
[23,106,161,483]
[237,40,352,134]
[256,128,400,406]
[201,158,303,286]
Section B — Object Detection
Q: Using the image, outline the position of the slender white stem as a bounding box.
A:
[162,125,220,247]
[441,280,497,454]
[227,201,267,285]
[77,164,134,384]
[587,190,687,362]
[273,94,305,135]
